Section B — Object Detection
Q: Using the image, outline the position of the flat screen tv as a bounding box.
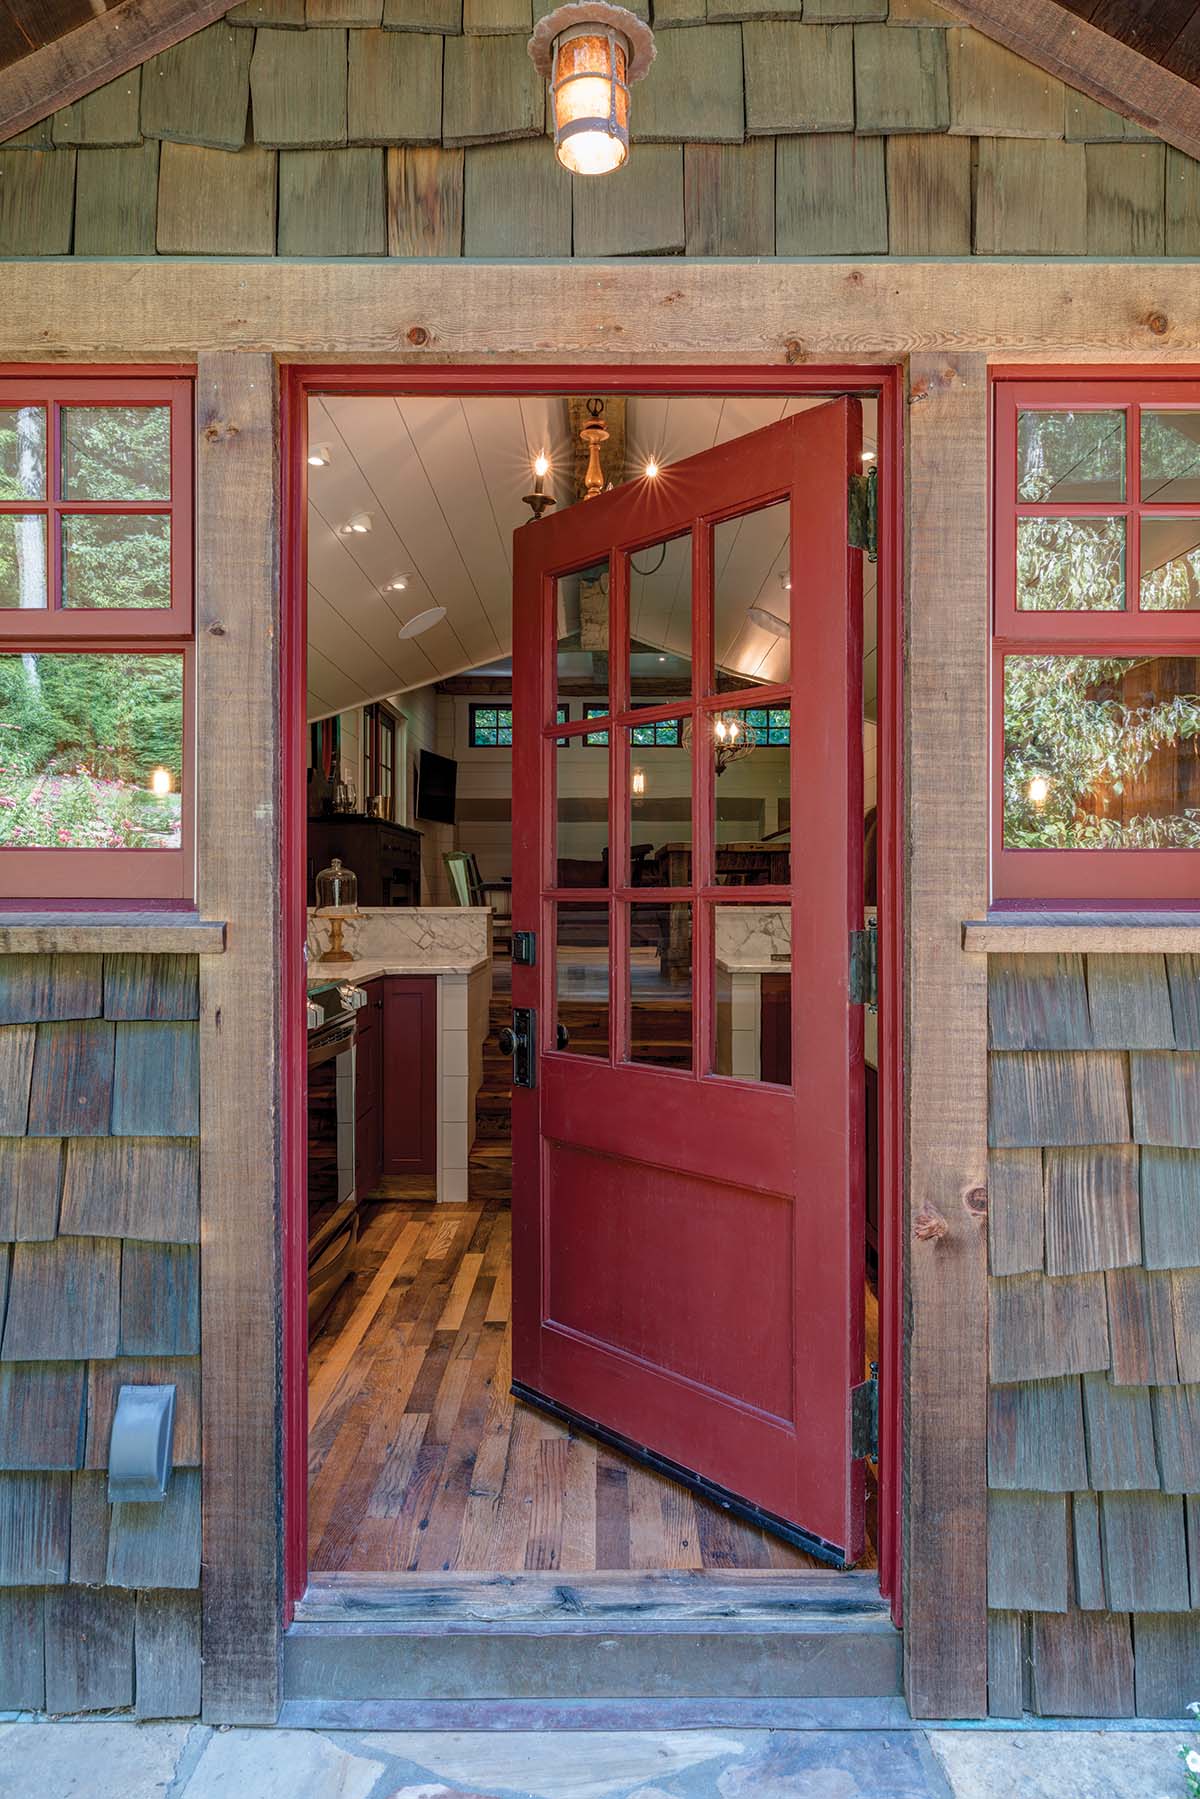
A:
[416,749,457,825]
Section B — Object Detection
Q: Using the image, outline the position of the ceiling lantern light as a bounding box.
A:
[529,3,656,178]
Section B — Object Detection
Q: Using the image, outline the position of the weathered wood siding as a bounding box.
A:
[0,953,201,1718]
[988,952,1200,1719]
[3,9,1198,255]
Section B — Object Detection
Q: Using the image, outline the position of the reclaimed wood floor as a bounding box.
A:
[307,1156,878,1575]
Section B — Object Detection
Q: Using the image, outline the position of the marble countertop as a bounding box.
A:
[307,955,488,985]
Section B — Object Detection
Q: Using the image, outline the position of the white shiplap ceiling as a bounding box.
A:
[307,393,878,721]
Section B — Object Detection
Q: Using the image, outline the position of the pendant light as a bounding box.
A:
[529,3,656,178]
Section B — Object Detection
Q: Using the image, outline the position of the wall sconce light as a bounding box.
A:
[529,3,656,177]
[631,767,646,797]
[523,451,557,521]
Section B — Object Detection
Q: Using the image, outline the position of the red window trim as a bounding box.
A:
[993,370,1200,906]
[0,371,194,904]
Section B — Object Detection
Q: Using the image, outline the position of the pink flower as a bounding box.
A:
[0,797,14,808]
[56,829,72,844]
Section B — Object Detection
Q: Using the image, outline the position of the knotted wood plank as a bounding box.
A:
[1080,1372,1159,1491]
[1,1237,121,1362]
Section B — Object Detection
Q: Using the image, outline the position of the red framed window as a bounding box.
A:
[0,374,194,902]
[994,374,1200,905]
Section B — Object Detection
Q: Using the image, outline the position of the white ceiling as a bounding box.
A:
[307,393,879,721]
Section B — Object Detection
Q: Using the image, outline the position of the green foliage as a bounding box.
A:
[1017,516,1125,612]
[1004,656,1200,849]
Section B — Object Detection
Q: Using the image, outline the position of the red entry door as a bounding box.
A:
[510,402,866,1565]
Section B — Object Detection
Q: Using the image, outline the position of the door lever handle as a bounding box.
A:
[499,1008,536,1088]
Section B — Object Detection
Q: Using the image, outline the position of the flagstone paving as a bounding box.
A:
[0,1719,1192,1799]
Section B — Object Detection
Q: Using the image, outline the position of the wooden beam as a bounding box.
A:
[0,0,237,147]
[196,352,284,1724]
[904,351,989,1719]
[1,261,1200,363]
[933,0,1200,164]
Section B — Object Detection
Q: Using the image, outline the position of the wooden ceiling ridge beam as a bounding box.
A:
[935,0,1200,163]
[0,0,232,145]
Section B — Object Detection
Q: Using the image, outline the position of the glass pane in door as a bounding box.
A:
[628,901,691,1070]
[704,706,791,884]
[713,500,790,686]
[555,901,609,1059]
[712,903,792,1085]
[556,735,608,888]
[628,532,691,708]
[627,718,690,886]
[557,559,609,724]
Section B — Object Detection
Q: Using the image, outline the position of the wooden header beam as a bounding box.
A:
[936,0,1200,165]
[0,0,233,146]
[0,260,1199,364]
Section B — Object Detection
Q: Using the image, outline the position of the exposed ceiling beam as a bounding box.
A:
[936,0,1200,163]
[0,0,233,145]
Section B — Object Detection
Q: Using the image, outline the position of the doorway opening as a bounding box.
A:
[285,370,902,1625]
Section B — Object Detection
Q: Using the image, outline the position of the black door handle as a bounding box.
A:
[499,1009,536,1087]
[556,1022,570,1050]
[498,1025,517,1056]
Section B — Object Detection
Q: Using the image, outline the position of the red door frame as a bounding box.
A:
[279,363,906,1623]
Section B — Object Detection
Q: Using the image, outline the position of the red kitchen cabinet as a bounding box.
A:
[381,976,437,1177]
[354,978,384,1200]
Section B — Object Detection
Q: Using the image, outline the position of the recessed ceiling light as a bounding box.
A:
[341,512,373,535]
[384,575,409,593]
[398,605,447,640]
[861,448,877,462]
[644,458,660,479]
[308,444,332,467]
[778,572,792,593]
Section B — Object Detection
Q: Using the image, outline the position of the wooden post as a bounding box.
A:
[196,351,284,1724]
[903,351,990,1718]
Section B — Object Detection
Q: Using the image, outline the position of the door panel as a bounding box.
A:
[511,402,865,1563]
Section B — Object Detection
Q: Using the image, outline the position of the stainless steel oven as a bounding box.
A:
[307,981,366,1332]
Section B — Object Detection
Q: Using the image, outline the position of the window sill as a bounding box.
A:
[963,913,1200,954]
[0,911,226,955]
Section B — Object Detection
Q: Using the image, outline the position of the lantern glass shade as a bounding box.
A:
[552,27,630,175]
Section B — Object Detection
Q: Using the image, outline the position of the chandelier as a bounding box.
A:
[682,711,758,777]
